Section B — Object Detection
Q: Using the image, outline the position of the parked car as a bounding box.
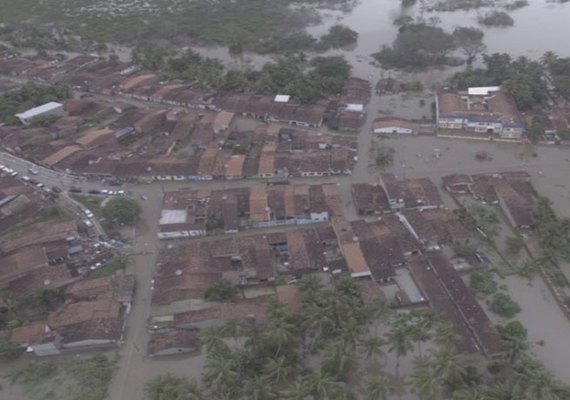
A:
[88,189,101,194]
[69,186,82,193]
[475,251,491,264]
[29,168,39,175]
[84,209,94,218]
[52,186,62,193]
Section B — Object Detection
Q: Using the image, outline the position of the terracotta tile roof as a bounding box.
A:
[48,299,122,329]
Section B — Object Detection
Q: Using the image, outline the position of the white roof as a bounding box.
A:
[15,102,63,119]
[346,104,364,112]
[159,209,188,225]
[468,86,500,96]
[274,95,290,103]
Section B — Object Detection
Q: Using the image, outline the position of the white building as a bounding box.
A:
[15,102,65,126]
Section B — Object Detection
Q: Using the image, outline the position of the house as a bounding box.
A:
[373,117,420,135]
[16,102,65,126]
[275,284,303,314]
[351,183,390,215]
[442,174,473,194]
[436,87,525,140]
[147,330,201,357]
[380,174,443,210]
[213,111,235,134]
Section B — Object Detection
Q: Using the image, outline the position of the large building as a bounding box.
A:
[436,87,524,140]
[15,102,65,126]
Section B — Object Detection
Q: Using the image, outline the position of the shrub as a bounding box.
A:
[469,270,498,298]
[490,292,521,318]
[205,280,239,302]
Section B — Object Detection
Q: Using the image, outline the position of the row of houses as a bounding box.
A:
[158,183,342,239]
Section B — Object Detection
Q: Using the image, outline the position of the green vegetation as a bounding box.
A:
[0,337,21,362]
[374,146,395,168]
[489,292,521,318]
[255,25,358,54]
[91,255,129,279]
[132,46,351,103]
[452,27,486,64]
[478,10,515,27]
[541,51,570,101]
[505,235,524,255]
[453,244,476,259]
[0,0,355,49]
[204,280,239,302]
[101,197,141,226]
[533,197,570,262]
[145,274,570,399]
[469,270,498,298]
[450,53,548,110]
[71,195,104,217]
[0,82,70,125]
[468,204,500,238]
[4,355,115,400]
[373,24,457,70]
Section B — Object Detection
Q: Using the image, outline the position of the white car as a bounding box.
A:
[29,168,39,175]
[117,190,125,196]
[108,190,117,196]
[21,176,30,182]
[10,171,18,177]
[84,209,94,218]
[100,189,109,195]
[36,183,45,188]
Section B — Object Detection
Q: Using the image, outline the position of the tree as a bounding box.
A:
[478,11,514,27]
[453,27,486,64]
[453,244,477,258]
[489,292,521,319]
[322,339,358,381]
[204,280,239,302]
[410,357,443,400]
[452,386,487,400]
[302,370,341,400]
[469,270,498,298]
[281,381,309,400]
[359,334,387,365]
[243,375,277,400]
[101,197,141,226]
[263,356,295,385]
[505,236,524,255]
[144,374,203,400]
[386,322,415,378]
[497,320,528,364]
[364,375,395,400]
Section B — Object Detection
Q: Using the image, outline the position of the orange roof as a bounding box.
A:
[258,143,276,176]
[276,285,302,314]
[213,111,235,128]
[76,127,114,148]
[249,186,268,221]
[48,299,121,329]
[120,73,157,92]
[9,322,49,345]
[43,145,82,166]
[225,155,245,178]
[342,242,369,274]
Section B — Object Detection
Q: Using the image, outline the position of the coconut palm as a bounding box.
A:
[432,321,459,349]
[202,352,240,392]
[243,375,277,400]
[386,324,415,378]
[410,357,443,400]
[540,51,558,69]
[263,355,295,385]
[486,380,524,400]
[302,370,341,400]
[220,318,248,349]
[322,339,358,381]
[453,386,488,400]
[430,347,467,386]
[202,327,229,355]
[363,375,395,400]
[359,334,387,366]
[265,301,298,356]
[281,381,309,400]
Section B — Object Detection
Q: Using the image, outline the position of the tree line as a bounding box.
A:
[133,45,352,103]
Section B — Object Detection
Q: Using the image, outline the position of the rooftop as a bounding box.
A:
[15,102,62,120]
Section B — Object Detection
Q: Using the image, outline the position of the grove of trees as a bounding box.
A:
[133,45,352,103]
[144,275,570,400]
[0,82,71,125]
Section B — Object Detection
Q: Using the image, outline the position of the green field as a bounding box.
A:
[0,0,331,46]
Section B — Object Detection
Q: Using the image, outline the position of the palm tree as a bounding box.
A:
[281,381,309,400]
[359,334,387,365]
[453,386,488,400]
[265,309,297,356]
[302,370,341,400]
[220,318,248,349]
[486,380,524,400]
[432,321,459,349]
[202,327,229,355]
[430,348,467,386]
[322,339,358,381]
[540,51,558,69]
[410,357,443,400]
[243,375,277,400]
[502,332,528,364]
[386,325,415,378]
[202,352,240,392]
[364,375,395,400]
[263,355,295,385]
